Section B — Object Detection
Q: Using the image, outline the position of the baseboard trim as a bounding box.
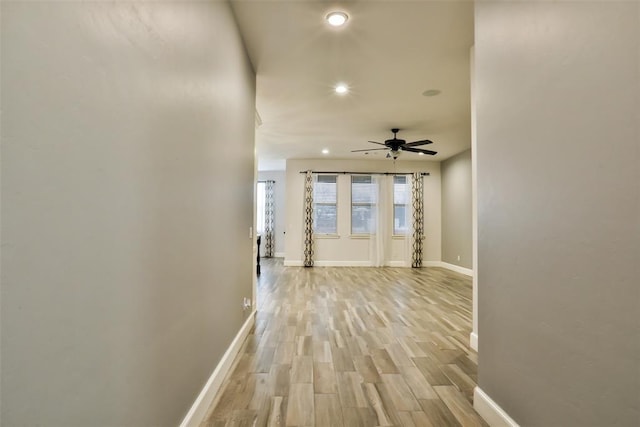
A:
[314,260,370,267]
[440,261,473,276]
[470,331,478,351]
[474,387,520,427]
[283,260,409,267]
[179,310,256,427]
[388,261,409,267]
[423,261,442,268]
[423,261,473,277]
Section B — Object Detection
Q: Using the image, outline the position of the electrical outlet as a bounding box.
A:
[457,255,461,261]
[242,297,252,311]
[249,226,253,239]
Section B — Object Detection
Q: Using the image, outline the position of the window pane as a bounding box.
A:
[393,175,407,184]
[394,175,409,205]
[394,205,408,235]
[351,175,375,204]
[393,175,409,235]
[315,175,337,204]
[314,175,337,234]
[351,175,376,234]
[352,204,373,234]
[314,204,337,234]
[317,174,337,184]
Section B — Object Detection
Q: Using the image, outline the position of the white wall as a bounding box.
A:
[284,159,441,266]
[475,1,639,425]
[1,2,255,426]
[257,170,286,257]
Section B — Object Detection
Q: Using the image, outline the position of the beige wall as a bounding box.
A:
[441,149,472,269]
[284,159,441,266]
[476,1,639,425]
[1,2,255,425]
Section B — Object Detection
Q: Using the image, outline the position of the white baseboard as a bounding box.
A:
[283,260,409,267]
[179,310,256,427]
[314,260,370,267]
[440,261,473,276]
[474,387,520,427]
[423,261,473,277]
[470,331,478,351]
[423,261,442,268]
[388,260,409,267]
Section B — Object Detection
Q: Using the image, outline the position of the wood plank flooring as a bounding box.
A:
[201,259,486,427]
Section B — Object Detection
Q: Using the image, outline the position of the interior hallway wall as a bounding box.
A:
[1,2,255,425]
[475,1,640,425]
[441,149,472,269]
[257,170,286,257]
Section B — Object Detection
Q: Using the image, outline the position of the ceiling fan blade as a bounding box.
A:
[403,139,433,147]
[402,146,437,155]
[367,141,387,146]
[351,148,389,153]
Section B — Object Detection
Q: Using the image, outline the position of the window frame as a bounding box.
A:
[392,175,410,236]
[312,174,339,236]
[350,175,376,236]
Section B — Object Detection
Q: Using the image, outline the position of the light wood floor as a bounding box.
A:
[202,259,486,427]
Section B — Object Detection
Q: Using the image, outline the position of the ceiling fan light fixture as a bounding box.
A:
[326,11,349,27]
[418,152,425,156]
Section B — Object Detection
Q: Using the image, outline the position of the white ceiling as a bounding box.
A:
[231,1,474,170]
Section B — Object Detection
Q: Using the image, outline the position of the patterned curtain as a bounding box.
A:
[263,180,275,257]
[303,171,314,267]
[411,172,424,268]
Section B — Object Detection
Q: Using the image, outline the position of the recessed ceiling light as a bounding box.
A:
[422,89,441,97]
[335,84,348,94]
[326,11,348,27]
[322,148,329,154]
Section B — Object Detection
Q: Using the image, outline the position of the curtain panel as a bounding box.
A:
[303,171,314,267]
[263,180,275,257]
[411,172,424,267]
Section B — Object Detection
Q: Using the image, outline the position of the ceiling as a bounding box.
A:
[231,1,474,170]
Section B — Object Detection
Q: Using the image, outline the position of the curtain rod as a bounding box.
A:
[299,171,430,176]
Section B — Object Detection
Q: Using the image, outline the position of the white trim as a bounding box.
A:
[283,260,409,267]
[387,260,409,267]
[440,261,473,277]
[470,332,478,351]
[314,260,370,267]
[423,261,443,268]
[274,252,285,258]
[314,234,341,239]
[470,44,479,366]
[179,311,256,427]
[422,261,473,277]
[473,387,520,427]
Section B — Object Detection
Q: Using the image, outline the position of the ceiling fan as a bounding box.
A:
[352,128,437,159]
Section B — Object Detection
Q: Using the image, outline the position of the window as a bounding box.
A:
[256,181,266,234]
[393,175,410,235]
[351,175,376,234]
[313,175,337,234]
